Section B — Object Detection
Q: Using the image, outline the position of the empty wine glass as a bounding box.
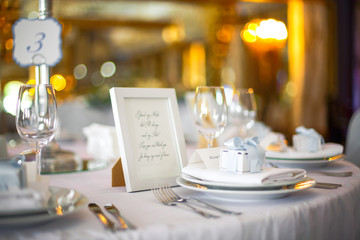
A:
[16,84,58,174]
[193,86,228,148]
[228,88,257,138]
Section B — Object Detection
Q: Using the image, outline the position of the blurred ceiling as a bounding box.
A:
[19,0,286,59]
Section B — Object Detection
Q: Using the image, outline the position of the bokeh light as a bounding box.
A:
[74,64,87,80]
[100,61,116,78]
[256,19,288,40]
[162,24,185,44]
[5,39,13,50]
[50,74,66,91]
[91,71,104,86]
[3,81,23,116]
[241,18,288,45]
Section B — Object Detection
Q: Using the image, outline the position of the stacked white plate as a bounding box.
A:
[265,143,344,169]
[0,187,88,227]
[176,173,316,201]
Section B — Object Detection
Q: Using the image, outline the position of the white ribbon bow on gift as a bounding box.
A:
[224,137,265,173]
[295,126,324,141]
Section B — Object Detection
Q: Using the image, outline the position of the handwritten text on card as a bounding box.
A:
[135,110,170,162]
[123,97,180,180]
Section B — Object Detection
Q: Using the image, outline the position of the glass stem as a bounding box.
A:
[208,137,214,148]
[35,147,42,175]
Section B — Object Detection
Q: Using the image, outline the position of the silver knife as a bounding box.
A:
[315,182,342,189]
[104,203,135,230]
[88,203,118,231]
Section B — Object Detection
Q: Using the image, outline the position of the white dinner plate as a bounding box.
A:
[266,156,344,169]
[0,187,88,227]
[176,176,316,201]
[181,173,307,189]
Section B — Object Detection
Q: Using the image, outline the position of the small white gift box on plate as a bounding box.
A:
[222,136,265,174]
[220,149,249,173]
[293,126,324,152]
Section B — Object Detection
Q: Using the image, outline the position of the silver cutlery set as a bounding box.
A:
[269,163,351,189]
[88,203,135,231]
[152,185,241,218]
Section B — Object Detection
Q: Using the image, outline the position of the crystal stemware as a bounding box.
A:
[15,84,58,174]
[193,86,228,148]
[229,88,257,138]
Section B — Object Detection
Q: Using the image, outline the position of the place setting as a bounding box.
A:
[264,126,345,169]
[177,137,316,201]
[0,84,89,228]
[172,86,315,201]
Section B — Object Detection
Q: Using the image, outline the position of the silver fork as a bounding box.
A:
[163,185,241,215]
[152,186,219,218]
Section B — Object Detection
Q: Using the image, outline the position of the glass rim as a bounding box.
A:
[20,84,54,87]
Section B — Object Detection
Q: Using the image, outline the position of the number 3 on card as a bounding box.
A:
[13,18,62,67]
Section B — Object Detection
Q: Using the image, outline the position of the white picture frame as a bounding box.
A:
[110,87,188,192]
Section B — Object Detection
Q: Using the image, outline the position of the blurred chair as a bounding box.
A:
[346,108,360,167]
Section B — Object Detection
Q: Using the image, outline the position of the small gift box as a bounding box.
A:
[293,126,324,152]
[220,149,249,173]
[221,137,265,173]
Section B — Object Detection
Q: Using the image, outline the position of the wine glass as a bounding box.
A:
[228,88,257,138]
[193,86,228,148]
[16,84,58,174]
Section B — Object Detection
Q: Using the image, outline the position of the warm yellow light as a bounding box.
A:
[162,24,185,44]
[216,24,234,43]
[285,81,297,97]
[26,79,36,85]
[182,42,206,88]
[5,39,13,50]
[241,30,257,43]
[50,74,66,91]
[241,18,288,44]
[256,19,288,40]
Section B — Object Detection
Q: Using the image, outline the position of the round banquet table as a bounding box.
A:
[1,145,360,240]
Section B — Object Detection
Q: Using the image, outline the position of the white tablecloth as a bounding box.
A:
[1,147,360,240]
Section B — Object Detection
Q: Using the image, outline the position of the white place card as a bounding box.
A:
[188,148,221,169]
[12,18,62,67]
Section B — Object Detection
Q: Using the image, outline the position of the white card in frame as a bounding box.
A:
[110,87,188,192]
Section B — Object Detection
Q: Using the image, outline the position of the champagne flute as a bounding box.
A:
[16,84,58,174]
[229,88,256,138]
[193,86,228,148]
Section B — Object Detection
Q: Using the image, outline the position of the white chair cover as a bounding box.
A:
[346,108,360,167]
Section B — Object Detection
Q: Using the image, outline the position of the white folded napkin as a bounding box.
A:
[182,148,306,186]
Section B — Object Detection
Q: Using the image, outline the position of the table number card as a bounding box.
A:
[110,87,188,192]
[12,18,62,67]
